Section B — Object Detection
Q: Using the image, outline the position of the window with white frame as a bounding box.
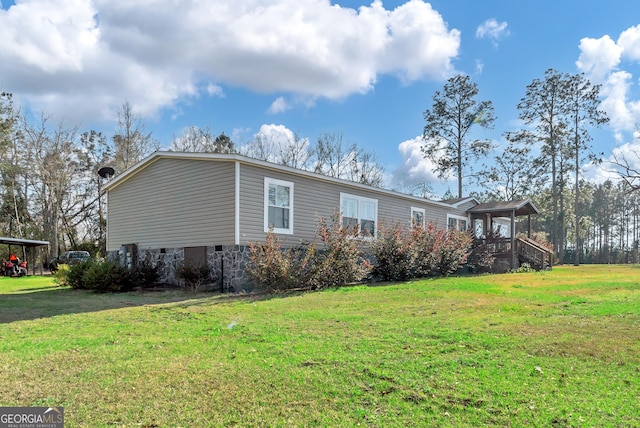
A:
[264,178,293,234]
[447,214,468,232]
[474,218,484,238]
[411,207,425,228]
[340,193,377,237]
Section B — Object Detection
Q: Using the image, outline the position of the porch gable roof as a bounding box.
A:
[467,199,539,217]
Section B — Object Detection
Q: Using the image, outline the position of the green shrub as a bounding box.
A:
[509,262,536,273]
[52,264,71,286]
[66,259,94,289]
[83,260,132,292]
[128,254,163,288]
[177,263,214,293]
[55,257,163,292]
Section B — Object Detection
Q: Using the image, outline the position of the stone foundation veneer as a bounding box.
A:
[109,245,254,292]
[206,245,252,292]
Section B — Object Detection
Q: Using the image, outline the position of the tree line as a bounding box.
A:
[0,94,385,261]
[422,69,616,265]
[0,66,636,266]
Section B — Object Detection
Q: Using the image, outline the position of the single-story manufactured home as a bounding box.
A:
[104,152,550,290]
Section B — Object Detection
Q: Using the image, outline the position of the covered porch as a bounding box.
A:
[467,200,553,271]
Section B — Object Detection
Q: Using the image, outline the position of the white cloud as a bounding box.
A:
[576,28,640,141]
[393,136,445,184]
[241,124,310,164]
[206,84,224,97]
[586,138,640,186]
[0,0,100,73]
[618,25,640,61]
[576,35,622,82]
[379,0,460,82]
[0,0,460,124]
[255,124,297,145]
[475,18,509,44]
[268,97,290,114]
[599,71,636,134]
[267,95,317,115]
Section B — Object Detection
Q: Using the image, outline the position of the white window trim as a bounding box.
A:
[447,214,469,231]
[340,193,378,238]
[411,207,426,228]
[474,218,484,238]
[264,177,294,234]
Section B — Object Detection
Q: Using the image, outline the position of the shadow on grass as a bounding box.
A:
[0,274,427,324]
[0,284,311,324]
[12,285,64,293]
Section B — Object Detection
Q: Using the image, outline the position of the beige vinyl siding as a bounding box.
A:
[375,193,450,229]
[107,153,473,251]
[238,165,337,244]
[236,163,455,245]
[107,158,235,251]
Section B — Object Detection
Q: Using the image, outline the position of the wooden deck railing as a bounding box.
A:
[475,237,554,270]
[516,237,553,270]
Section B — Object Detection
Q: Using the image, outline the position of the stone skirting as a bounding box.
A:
[109,244,254,292]
[206,245,252,292]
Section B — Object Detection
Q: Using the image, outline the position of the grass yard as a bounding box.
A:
[0,265,639,427]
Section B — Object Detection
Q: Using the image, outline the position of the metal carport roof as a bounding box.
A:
[0,237,49,247]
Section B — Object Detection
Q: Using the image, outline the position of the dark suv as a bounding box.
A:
[49,251,90,271]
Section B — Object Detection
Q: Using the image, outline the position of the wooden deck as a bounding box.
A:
[478,237,553,271]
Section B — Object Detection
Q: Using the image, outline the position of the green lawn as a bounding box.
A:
[0,266,638,427]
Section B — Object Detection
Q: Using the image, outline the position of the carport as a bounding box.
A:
[0,237,50,275]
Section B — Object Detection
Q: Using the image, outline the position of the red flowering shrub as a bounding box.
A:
[312,214,372,288]
[249,216,473,291]
[371,221,473,280]
[247,230,294,291]
[247,216,370,291]
[411,222,442,277]
[370,222,415,281]
[435,228,473,275]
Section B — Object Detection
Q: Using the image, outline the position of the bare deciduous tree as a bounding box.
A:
[112,102,159,173]
[170,127,235,153]
[312,132,355,179]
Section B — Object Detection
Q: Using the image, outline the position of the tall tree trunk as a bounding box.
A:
[574,134,580,266]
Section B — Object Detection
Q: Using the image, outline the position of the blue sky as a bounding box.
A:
[2,0,640,197]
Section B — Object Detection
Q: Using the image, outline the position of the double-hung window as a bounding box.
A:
[340,193,377,237]
[264,178,293,234]
[411,207,425,228]
[447,214,468,232]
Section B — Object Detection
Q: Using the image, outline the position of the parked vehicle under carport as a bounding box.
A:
[49,251,90,272]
